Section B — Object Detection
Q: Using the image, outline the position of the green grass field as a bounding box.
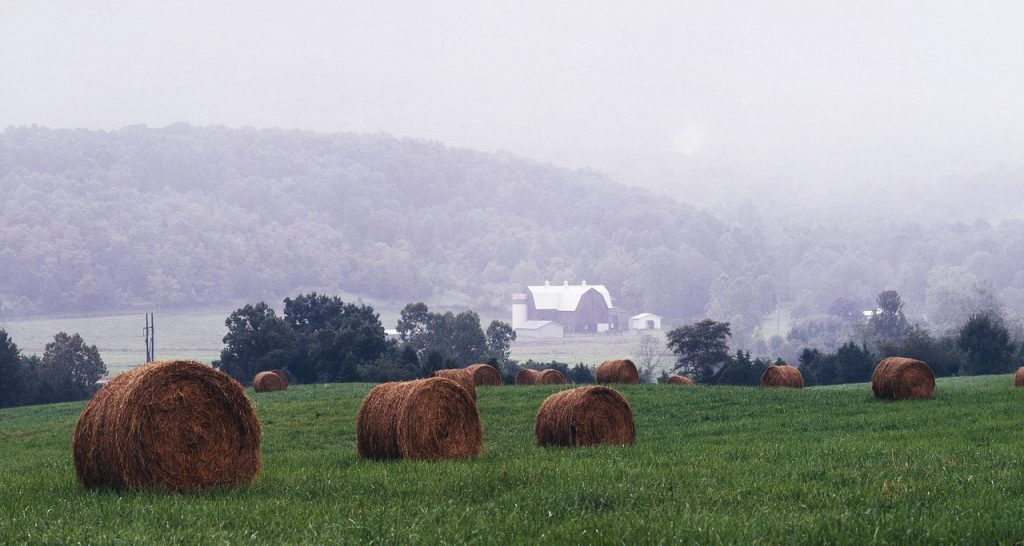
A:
[2,375,1024,544]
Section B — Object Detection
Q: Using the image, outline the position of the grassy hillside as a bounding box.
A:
[2,376,1024,544]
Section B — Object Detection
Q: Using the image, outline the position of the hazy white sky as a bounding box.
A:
[3,1,1023,192]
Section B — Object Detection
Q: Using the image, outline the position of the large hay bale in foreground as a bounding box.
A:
[466,363,502,386]
[760,365,804,388]
[515,369,541,385]
[667,375,694,385]
[596,359,639,384]
[432,368,477,399]
[871,357,935,400]
[535,386,635,447]
[356,377,483,460]
[1015,367,1024,388]
[72,360,261,492]
[253,370,287,392]
[538,369,567,384]
[271,369,289,387]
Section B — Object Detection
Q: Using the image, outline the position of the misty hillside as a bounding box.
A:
[2,126,1023,344]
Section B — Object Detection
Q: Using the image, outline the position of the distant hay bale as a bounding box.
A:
[871,357,935,400]
[431,368,477,399]
[760,365,804,388]
[538,369,567,385]
[356,377,483,460]
[667,375,694,385]
[72,360,261,492]
[1015,367,1024,388]
[466,363,502,386]
[253,371,287,392]
[534,386,635,447]
[515,369,541,385]
[596,359,639,384]
[271,369,289,387]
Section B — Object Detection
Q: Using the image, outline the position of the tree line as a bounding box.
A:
[5,125,1024,352]
[0,330,106,408]
[665,290,1023,386]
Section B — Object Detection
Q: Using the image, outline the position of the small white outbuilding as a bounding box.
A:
[629,312,662,331]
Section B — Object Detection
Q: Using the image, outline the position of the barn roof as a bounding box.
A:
[630,312,661,320]
[527,283,613,311]
[515,320,562,330]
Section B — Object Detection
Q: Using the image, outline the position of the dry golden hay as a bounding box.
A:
[760,365,804,388]
[356,377,483,460]
[1015,367,1024,388]
[253,371,287,392]
[871,357,935,400]
[534,386,635,447]
[538,369,567,384]
[270,369,289,387]
[667,375,694,385]
[72,359,262,492]
[431,368,477,399]
[465,363,502,386]
[596,359,639,384]
[515,368,541,385]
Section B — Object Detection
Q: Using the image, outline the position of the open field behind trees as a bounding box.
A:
[0,309,672,376]
[2,376,1024,544]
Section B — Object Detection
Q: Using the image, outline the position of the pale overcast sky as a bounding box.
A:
[3,1,1022,193]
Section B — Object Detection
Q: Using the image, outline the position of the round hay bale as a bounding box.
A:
[760,365,804,388]
[1015,367,1024,388]
[356,377,483,460]
[667,375,694,385]
[538,369,566,384]
[72,359,261,492]
[871,357,935,400]
[466,363,502,386]
[596,359,639,384]
[534,386,635,447]
[431,368,477,399]
[515,369,541,385]
[271,369,289,387]
[253,371,286,392]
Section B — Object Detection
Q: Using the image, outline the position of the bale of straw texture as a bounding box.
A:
[760,365,804,388]
[253,371,287,392]
[534,386,635,447]
[356,377,483,460]
[466,363,502,386]
[667,375,694,385]
[871,357,935,400]
[1015,367,1024,388]
[538,369,567,384]
[596,359,639,384]
[431,368,477,399]
[72,359,261,492]
[515,369,541,385]
[271,369,289,387]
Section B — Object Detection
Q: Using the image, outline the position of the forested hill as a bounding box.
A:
[0,125,751,318]
[4,125,1024,346]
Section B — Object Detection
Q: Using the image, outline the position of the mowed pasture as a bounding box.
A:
[3,376,1024,544]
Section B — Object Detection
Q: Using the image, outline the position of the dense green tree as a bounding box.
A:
[958,312,1017,375]
[0,329,27,407]
[862,290,912,345]
[214,302,299,383]
[833,342,876,384]
[485,320,516,364]
[283,293,387,382]
[37,332,106,402]
[712,351,770,386]
[666,319,732,383]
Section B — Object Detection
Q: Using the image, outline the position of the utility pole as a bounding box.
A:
[144,313,155,363]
